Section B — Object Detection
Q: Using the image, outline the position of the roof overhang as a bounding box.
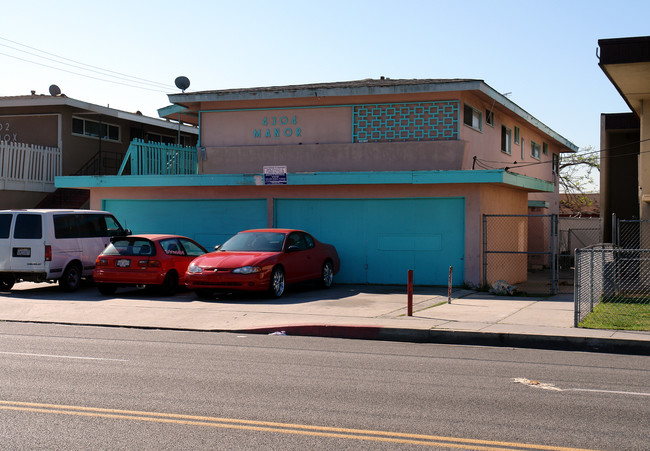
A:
[598,36,650,117]
[56,169,555,192]
[0,95,198,135]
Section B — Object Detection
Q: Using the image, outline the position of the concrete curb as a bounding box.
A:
[243,325,650,356]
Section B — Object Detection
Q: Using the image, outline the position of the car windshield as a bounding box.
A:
[219,232,285,252]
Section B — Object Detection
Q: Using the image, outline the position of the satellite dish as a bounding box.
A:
[174,76,190,92]
[49,84,61,96]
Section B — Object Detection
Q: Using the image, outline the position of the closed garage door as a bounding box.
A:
[275,198,465,285]
[103,199,267,250]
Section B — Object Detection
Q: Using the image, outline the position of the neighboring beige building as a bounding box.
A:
[598,36,650,240]
[0,91,198,209]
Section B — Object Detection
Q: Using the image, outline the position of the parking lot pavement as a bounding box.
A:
[2,281,650,354]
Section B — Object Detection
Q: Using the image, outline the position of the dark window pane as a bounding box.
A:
[15,214,42,239]
[0,214,12,239]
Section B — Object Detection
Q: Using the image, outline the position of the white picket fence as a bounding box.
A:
[0,141,62,192]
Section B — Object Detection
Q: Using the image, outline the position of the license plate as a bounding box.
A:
[13,248,31,257]
[116,259,131,268]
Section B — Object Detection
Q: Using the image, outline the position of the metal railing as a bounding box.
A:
[118,139,198,176]
[575,244,650,330]
[0,141,61,192]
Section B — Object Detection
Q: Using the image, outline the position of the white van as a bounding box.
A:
[0,209,130,292]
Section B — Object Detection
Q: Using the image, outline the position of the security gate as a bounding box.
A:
[483,214,563,295]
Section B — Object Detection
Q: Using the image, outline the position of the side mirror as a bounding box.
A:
[214,244,222,251]
[286,245,300,253]
[124,228,132,236]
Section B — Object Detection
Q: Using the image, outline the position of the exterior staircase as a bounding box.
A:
[35,188,90,209]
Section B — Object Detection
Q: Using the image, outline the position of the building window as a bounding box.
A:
[146,132,176,145]
[501,126,511,155]
[463,104,481,131]
[72,117,120,142]
[531,141,541,160]
[552,153,559,174]
[521,139,525,160]
[514,126,520,144]
[543,142,548,155]
[485,109,494,127]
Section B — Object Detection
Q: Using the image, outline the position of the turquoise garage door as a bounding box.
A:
[103,199,267,251]
[275,198,465,285]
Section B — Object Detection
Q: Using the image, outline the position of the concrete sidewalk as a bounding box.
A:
[1,282,649,354]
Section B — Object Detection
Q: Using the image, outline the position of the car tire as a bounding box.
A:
[0,274,15,291]
[60,262,82,292]
[158,271,179,295]
[320,260,334,289]
[269,266,285,298]
[97,283,117,295]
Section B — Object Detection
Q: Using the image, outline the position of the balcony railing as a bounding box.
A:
[0,141,61,192]
[118,139,198,176]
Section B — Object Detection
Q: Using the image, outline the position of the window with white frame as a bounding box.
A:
[531,141,541,160]
[521,139,525,160]
[543,142,548,155]
[501,125,511,155]
[463,104,482,131]
[72,117,120,142]
[514,126,520,144]
[552,153,559,174]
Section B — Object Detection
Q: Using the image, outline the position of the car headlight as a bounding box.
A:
[232,265,261,274]
[188,263,204,274]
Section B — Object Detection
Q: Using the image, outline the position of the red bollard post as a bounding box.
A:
[448,266,453,304]
[407,269,413,316]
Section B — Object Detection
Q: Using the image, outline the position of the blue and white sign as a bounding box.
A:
[263,166,287,185]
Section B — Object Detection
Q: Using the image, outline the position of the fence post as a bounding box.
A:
[407,269,413,316]
[482,214,487,289]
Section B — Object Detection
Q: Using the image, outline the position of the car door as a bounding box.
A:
[281,232,316,283]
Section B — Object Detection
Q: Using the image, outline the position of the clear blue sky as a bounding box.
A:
[1,0,648,163]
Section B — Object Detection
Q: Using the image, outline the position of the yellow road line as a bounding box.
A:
[0,400,597,451]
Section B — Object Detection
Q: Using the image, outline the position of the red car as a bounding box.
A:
[93,234,207,295]
[185,228,340,298]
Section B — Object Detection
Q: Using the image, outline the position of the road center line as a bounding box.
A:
[0,400,596,451]
[0,351,128,362]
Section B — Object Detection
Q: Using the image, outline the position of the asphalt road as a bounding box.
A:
[1,322,649,450]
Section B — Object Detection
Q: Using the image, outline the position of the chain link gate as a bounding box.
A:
[483,214,563,295]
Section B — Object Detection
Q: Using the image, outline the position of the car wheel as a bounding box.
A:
[158,271,179,295]
[320,260,334,289]
[60,262,82,292]
[97,283,117,295]
[195,289,214,299]
[269,266,285,298]
[0,274,15,291]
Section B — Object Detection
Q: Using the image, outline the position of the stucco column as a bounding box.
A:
[640,100,650,223]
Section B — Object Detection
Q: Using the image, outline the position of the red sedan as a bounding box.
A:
[185,228,340,298]
[93,234,207,295]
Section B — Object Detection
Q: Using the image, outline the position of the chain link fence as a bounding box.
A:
[575,245,650,330]
[616,219,650,249]
[558,217,601,269]
[483,214,566,295]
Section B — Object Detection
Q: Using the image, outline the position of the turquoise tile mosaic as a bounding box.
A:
[353,101,459,143]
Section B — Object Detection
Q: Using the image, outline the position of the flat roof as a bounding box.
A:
[0,94,198,134]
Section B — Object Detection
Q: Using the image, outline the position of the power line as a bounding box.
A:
[0,35,177,93]
[0,51,170,94]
